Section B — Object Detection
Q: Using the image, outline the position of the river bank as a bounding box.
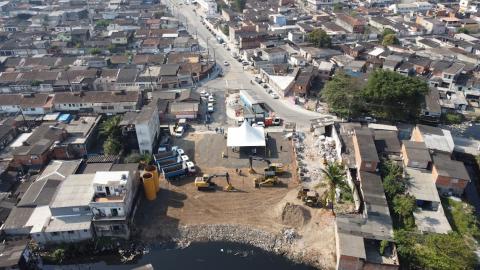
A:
[139,223,334,269]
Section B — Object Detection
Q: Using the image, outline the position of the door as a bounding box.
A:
[105,186,111,196]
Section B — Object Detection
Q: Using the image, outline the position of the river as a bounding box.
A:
[43,242,317,270]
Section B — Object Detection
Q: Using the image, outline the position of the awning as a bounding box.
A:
[227,121,266,147]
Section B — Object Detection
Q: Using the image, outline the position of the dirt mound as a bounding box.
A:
[280,203,311,228]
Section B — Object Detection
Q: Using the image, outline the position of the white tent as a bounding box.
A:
[227,121,266,147]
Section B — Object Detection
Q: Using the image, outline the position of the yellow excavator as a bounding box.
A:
[297,188,320,207]
[248,156,284,176]
[194,172,234,191]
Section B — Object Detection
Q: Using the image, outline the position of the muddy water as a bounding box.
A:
[44,241,317,270]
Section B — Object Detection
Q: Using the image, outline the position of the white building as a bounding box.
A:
[306,0,343,11]
[196,0,217,16]
[53,90,141,114]
[389,2,433,14]
[460,0,480,13]
[134,103,160,154]
[90,166,139,239]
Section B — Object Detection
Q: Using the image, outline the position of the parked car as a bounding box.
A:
[255,121,265,127]
[207,103,214,113]
[270,92,279,99]
[272,117,282,126]
[224,61,229,66]
[263,84,268,89]
[175,126,184,137]
[208,95,216,103]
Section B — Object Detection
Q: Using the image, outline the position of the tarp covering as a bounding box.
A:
[227,121,266,147]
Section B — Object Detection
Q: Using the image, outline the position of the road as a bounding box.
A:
[165,0,327,128]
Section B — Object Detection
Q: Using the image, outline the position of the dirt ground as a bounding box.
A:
[134,131,337,269]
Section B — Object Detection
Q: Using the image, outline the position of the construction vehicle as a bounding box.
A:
[248,156,284,175]
[194,173,234,191]
[297,188,320,207]
[253,176,279,188]
[162,161,196,180]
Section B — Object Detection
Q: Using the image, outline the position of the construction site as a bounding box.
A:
[133,123,338,269]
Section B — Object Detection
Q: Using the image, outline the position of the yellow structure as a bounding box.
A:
[142,172,157,201]
[144,165,160,192]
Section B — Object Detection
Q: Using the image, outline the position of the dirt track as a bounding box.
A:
[134,132,337,269]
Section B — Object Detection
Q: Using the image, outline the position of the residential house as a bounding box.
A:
[134,103,159,154]
[90,166,139,239]
[405,166,451,234]
[410,124,454,154]
[352,128,379,172]
[335,13,366,34]
[54,116,101,159]
[373,129,401,160]
[53,90,142,114]
[11,123,68,170]
[421,88,441,123]
[0,239,33,270]
[43,174,95,243]
[432,154,470,196]
[262,47,287,64]
[292,67,315,97]
[389,2,433,14]
[335,171,398,270]
[0,120,17,150]
[401,140,431,169]
[0,93,53,115]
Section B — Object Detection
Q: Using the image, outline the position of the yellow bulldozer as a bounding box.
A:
[297,188,320,207]
[253,176,279,188]
[194,173,234,191]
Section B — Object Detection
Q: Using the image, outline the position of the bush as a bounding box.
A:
[444,112,463,124]
[53,248,65,263]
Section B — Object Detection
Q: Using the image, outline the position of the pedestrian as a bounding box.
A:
[280,145,283,151]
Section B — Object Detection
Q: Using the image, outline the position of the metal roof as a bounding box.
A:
[50,174,95,208]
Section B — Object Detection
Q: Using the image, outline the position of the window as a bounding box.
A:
[67,230,75,234]
[84,207,90,211]
[452,179,459,184]
[365,163,372,168]
[72,207,80,212]
[84,229,88,232]
[112,225,121,231]
[96,186,103,192]
[111,208,119,217]
[124,106,133,110]
[52,232,59,236]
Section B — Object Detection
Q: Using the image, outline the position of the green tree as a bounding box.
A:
[393,194,416,224]
[362,70,428,121]
[89,48,101,55]
[381,160,408,199]
[95,19,111,28]
[221,25,229,36]
[308,29,331,48]
[321,162,346,213]
[382,28,396,37]
[103,137,122,155]
[53,248,65,263]
[100,116,121,139]
[395,230,477,270]
[321,72,363,118]
[333,2,343,11]
[382,33,400,46]
[154,11,163,19]
[457,27,470,34]
[234,0,246,12]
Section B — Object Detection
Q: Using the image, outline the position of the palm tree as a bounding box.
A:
[321,162,346,214]
[99,116,121,139]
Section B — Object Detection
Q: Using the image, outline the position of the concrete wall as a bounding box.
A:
[43,227,93,244]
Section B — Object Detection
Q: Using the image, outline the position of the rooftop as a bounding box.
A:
[0,238,29,268]
[44,214,92,233]
[402,140,431,163]
[354,128,379,163]
[405,167,440,203]
[50,174,95,208]
[416,124,454,154]
[413,206,452,234]
[432,154,470,181]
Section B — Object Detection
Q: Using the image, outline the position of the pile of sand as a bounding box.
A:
[280,203,311,228]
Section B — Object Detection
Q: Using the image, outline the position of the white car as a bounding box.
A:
[175,126,184,137]
[270,92,279,99]
[208,95,216,103]
[200,90,208,97]
[255,122,265,127]
[224,61,229,66]
[207,103,214,113]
